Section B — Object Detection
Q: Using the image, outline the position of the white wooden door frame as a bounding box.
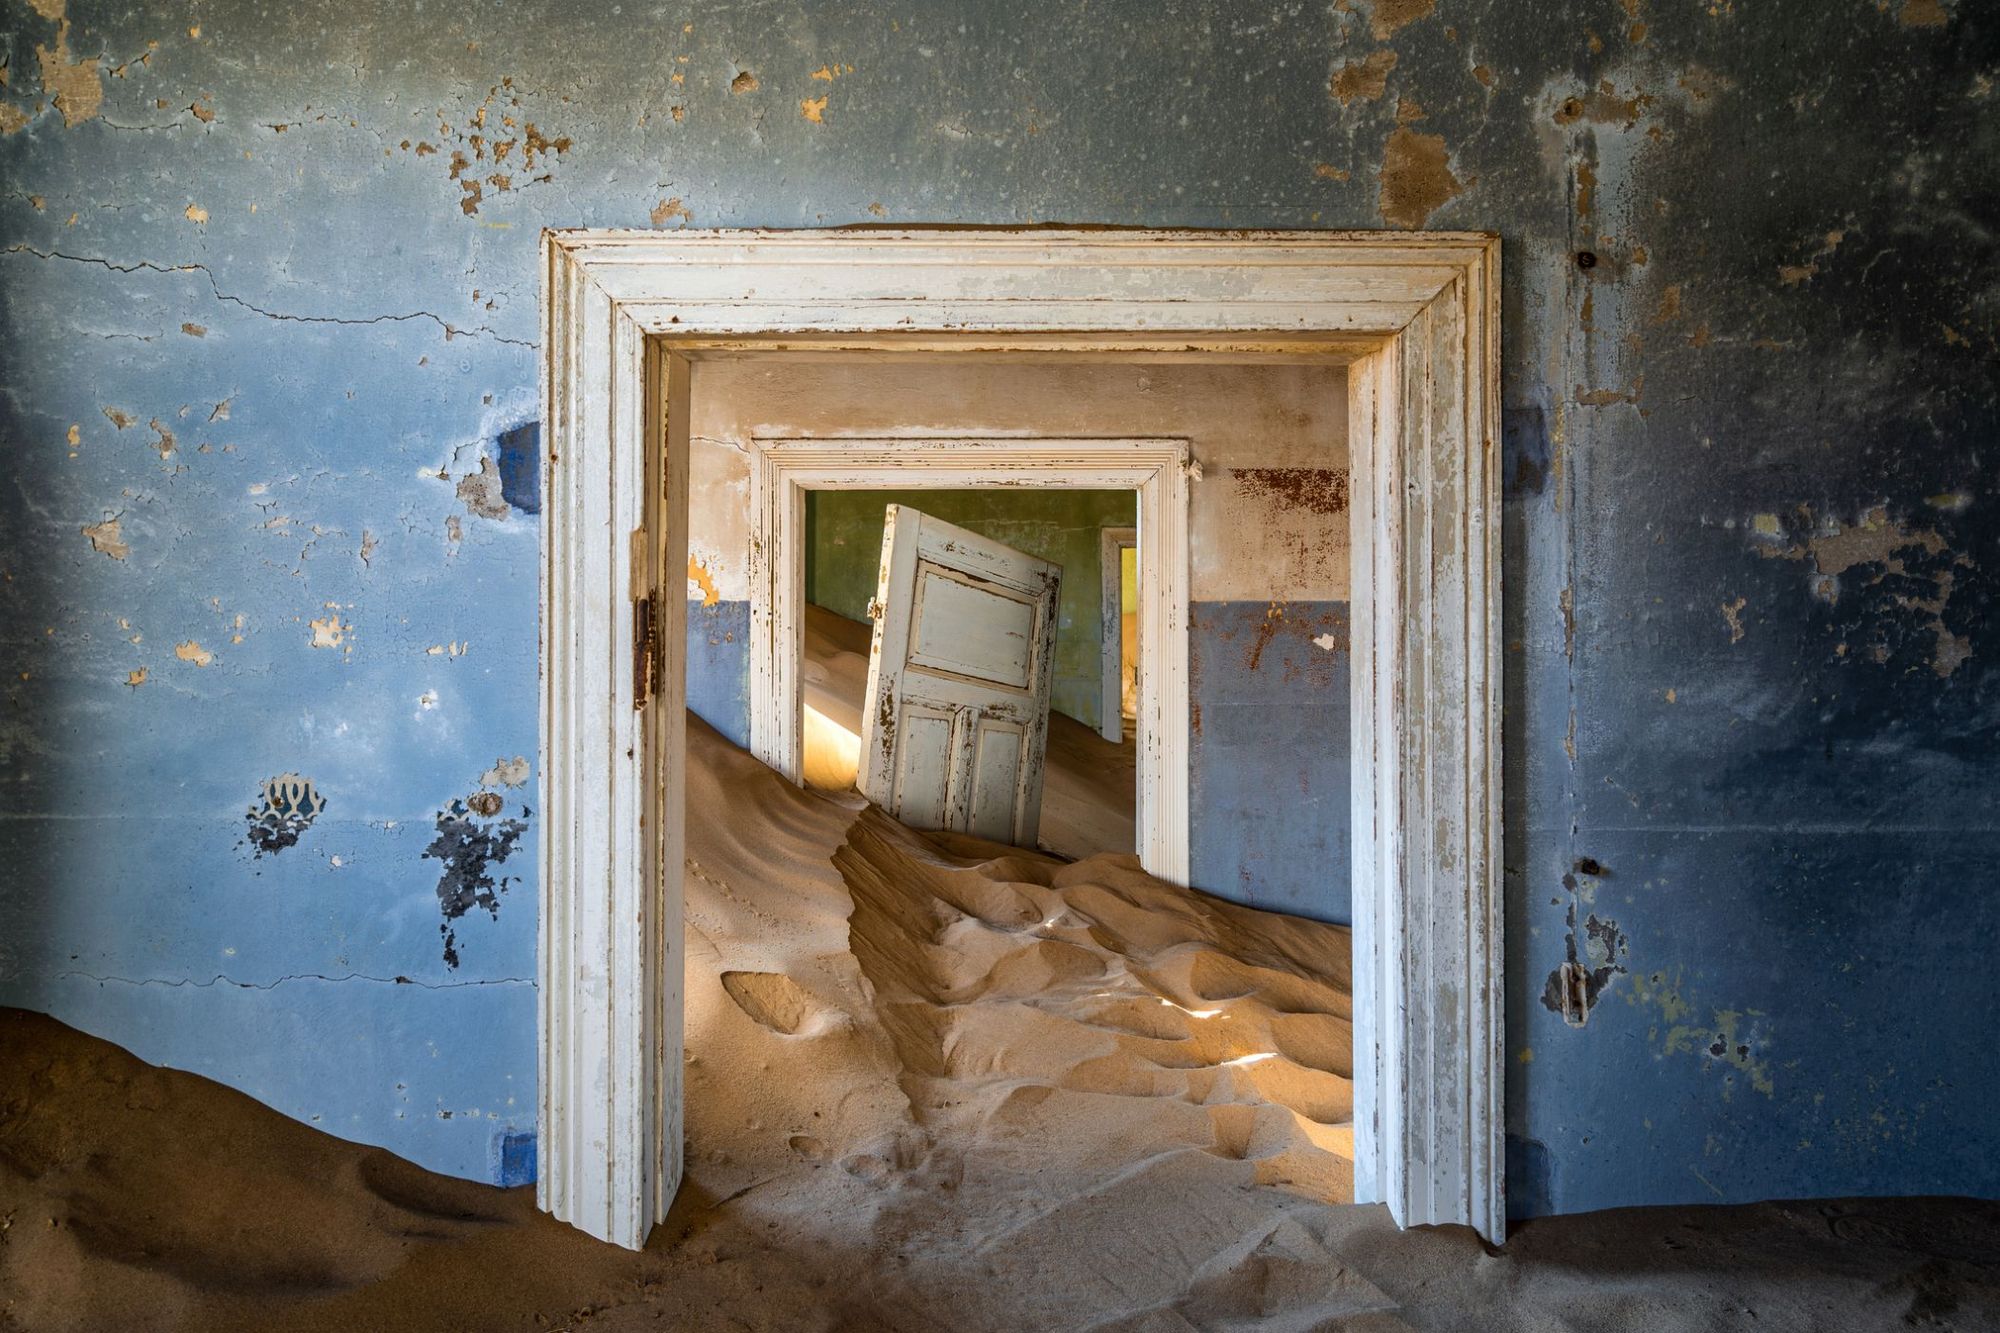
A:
[1099,525,1139,744]
[747,437,1189,881]
[539,228,1503,1249]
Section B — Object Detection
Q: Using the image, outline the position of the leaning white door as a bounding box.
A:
[858,505,1062,846]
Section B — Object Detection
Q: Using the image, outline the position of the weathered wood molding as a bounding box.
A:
[540,228,1503,1249]
[746,435,1189,884]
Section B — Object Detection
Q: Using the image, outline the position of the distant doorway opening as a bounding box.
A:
[746,435,1192,883]
[799,489,1141,862]
[1100,526,1139,745]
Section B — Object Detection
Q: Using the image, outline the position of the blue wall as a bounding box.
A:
[2,0,1994,1214]
[1190,602,1351,922]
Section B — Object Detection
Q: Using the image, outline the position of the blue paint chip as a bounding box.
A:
[495,422,542,515]
[494,1128,537,1187]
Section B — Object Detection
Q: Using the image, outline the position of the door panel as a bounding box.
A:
[965,718,1025,841]
[890,705,956,830]
[909,567,1039,689]
[859,505,1061,848]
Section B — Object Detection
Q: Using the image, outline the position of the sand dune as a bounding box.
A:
[4,715,1997,1329]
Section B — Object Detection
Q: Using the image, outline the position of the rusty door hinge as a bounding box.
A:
[633,591,658,710]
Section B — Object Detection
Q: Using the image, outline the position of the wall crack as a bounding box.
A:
[3,245,536,348]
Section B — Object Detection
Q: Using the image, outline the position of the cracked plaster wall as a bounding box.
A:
[0,0,1994,1210]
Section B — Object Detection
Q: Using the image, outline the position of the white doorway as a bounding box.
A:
[1099,525,1139,745]
[537,229,1503,1250]
[746,435,1190,883]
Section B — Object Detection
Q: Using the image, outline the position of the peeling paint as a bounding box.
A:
[308,612,351,650]
[35,20,103,128]
[1541,861,1625,1027]
[244,774,326,857]
[1377,125,1462,228]
[687,556,721,607]
[1720,596,1747,643]
[1330,49,1397,106]
[174,640,213,667]
[479,755,530,788]
[456,454,509,520]
[424,797,530,969]
[1363,0,1435,41]
[1754,504,1974,676]
[81,515,127,560]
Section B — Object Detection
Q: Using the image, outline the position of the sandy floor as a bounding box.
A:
[4,718,1998,1330]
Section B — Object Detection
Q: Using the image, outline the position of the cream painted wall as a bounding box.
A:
[685,358,1350,604]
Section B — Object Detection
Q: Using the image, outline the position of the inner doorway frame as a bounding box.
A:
[1099,524,1139,745]
[538,228,1503,1250]
[746,435,1189,881]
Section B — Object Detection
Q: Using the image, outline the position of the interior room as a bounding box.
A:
[796,485,1142,860]
[2,2,1994,1329]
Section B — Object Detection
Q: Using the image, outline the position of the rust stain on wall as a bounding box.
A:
[1246,604,1285,672]
[1231,467,1349,517]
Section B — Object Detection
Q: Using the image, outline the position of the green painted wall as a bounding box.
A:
[805,490,1136,730]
